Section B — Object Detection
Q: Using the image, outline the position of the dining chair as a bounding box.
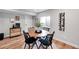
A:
[23,30,38,49]
[38,31,55,49]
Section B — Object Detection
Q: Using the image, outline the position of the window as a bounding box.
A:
[40,16,50,27]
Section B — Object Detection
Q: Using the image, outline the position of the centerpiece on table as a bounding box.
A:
[35,21,43,33]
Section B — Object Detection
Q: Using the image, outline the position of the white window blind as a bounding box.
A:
[40,16,50,27]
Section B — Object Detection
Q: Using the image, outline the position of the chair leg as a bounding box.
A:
[38,43,42,49]
[42,45,45,49]
[39,44,46,49]
[24,43,26,49]
[45,46,48,49]
[31,42,35,49]
[28,44,30,49]
[50,45,53,49]
[31,42,38,49]
[35,42,38,49]
[40,44,45,49]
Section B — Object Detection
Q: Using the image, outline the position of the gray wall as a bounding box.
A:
[24,15,34,32]
[36,9,79,47]
[0,12,33,37]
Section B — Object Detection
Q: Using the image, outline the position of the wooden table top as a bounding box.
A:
[28,30,50,38]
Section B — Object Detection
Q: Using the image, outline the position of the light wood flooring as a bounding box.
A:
[0,35,77,49]
[0,35,24,49]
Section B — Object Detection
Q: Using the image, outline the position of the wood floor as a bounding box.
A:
[0,35,24,49]
[53,40,77,49]
[0,35,76,49]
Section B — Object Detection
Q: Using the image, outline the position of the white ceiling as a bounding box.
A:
[0,9,48,16]
[15,9,47,13]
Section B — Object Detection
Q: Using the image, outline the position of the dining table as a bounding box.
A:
[28,29,50,38]
[26,28,53,49]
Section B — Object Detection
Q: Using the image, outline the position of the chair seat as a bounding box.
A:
[25,37,36,44]
[39,39,51,46]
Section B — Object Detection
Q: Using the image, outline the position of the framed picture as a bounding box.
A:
[59,12,65,31]
[15,16,20,21]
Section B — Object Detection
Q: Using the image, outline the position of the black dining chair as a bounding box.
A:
[23,30,38,49]
[38,31,55,49]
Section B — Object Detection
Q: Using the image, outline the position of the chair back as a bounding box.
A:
[51,31,55,40]
[23,30,30,40]
[46,31,55,44]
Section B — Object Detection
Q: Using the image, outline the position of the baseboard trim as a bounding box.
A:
[54,38,79,49]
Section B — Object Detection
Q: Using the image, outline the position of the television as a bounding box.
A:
[15,23,20,28]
